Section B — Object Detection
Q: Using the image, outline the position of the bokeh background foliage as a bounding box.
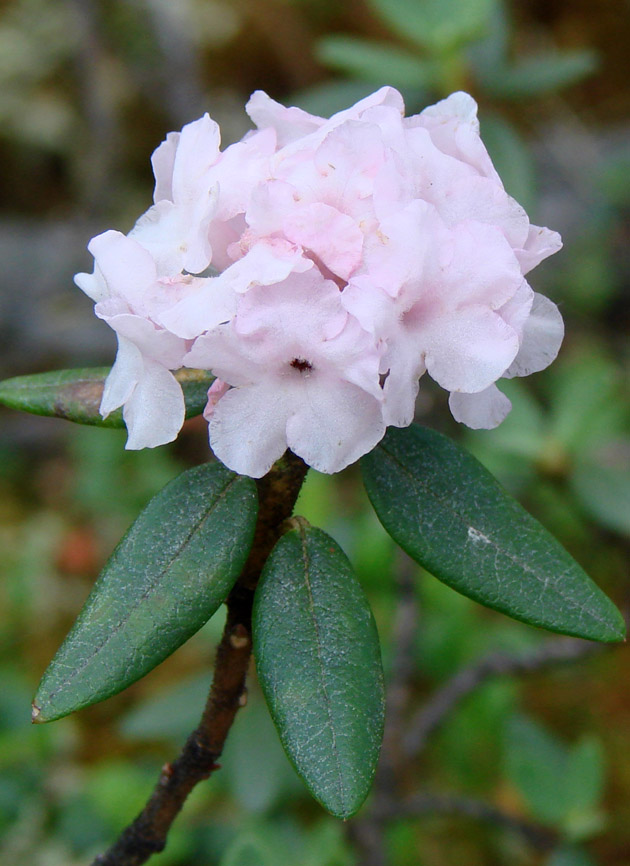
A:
[0,0,629,864]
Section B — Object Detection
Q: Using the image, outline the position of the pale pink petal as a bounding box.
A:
[497,280,534,338]
[330,86,404,123]
[96,309,186,368]
[504,293,564,378]
[158,280,238,339]
[100,335,144,417]
[282,202,364,280]
[151,131,179,203]
[233,270,347,343]
[171,113,221,204]
[515,225,563,274]
[203,379,230,421]
[427,220,524,310]
[209,382,292,477]
[87,231,156,305]
[209,128,276,220]
[219,240,312,295]
[123,361,185,449]
[423,307,519,393]
[130,192,216,277]
[449,384,512,429]
[414,91,501,183]
[430,175,530,249]
[74,263,108,303]
[184,324,267,385]
[286,378,385,474]
[246,90,324,145]
[381,346,427,428]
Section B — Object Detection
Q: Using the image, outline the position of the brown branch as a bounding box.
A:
[377,792,558,853]
[91,451,308,866]
[403,635,605,760]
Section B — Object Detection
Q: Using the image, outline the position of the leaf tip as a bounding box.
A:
[31,702,44,724]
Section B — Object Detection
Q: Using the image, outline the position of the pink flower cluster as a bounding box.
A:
[75,88,563,478]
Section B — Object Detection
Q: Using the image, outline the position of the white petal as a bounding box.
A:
[209,383,291,477]
[100,335,143,417]
[515,225,563,275]
[286,378,385,474]
[504,293,564,378]
[97,309,186,368]
[171,113,220,204]
[382,344,426,428]
[449,384,512,429]
[423,306,519,393]
[123,361,185,449]
[159,281,238,339]
[74,265,108,303]
[151,131,179,203]
[246,90,324,145]
[88,230,157,302]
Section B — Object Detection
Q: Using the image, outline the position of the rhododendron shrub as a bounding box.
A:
[0,89,623,866]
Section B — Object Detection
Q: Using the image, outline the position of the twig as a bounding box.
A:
[91,451,308,866]
[376,791,558,853]
[403,636,604,760]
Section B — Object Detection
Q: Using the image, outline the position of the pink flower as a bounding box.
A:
[75,87,564,475]
[185,270,385,477]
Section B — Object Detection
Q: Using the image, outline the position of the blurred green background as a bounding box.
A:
[0,0,629,864]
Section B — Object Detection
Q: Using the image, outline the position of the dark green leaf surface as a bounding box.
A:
[0,366,214,428]
[34,462,257,722]
[253,523,384,818]
[362,426,625,642]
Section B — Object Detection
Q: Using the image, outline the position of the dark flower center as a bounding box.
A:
[290,358,313,373]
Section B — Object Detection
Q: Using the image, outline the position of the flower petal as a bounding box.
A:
[123,361,185,449]
[209,382,291,477]
[286,378,385,474]
[504,292,564,378]
[423,306,519,393]
[449,384,512,429]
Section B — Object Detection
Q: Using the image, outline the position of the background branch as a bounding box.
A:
[403,635,606,759]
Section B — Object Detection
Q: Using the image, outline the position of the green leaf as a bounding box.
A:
[33,462,257,722]
[220,834,275,866]
[315,36,434,88]
[548,352,626,454]
[0,366,214,428]
[362,425,625,642]
[504,714,569,824]
[564,736,606,833]
[489,50,598,100]
[369,0,497,52]
[571,444,630,537]
[253,522,384,818]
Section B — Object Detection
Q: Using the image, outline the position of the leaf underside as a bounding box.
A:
[34,461,257,722]
[362,425,625,643]
[253,523,385,819]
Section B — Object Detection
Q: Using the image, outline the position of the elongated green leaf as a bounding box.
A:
[489,50,598,99]
[33,462,257,722]
[253,523,384,818]
[316,36,434,88]
[369,0,496,51]
[362,426,625,642]
[0,366,214,428]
